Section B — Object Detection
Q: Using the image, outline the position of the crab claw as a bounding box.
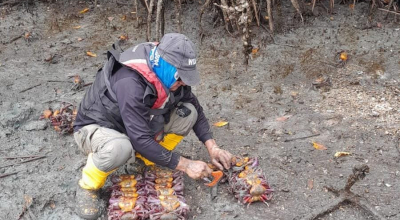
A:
[204,171,223,187]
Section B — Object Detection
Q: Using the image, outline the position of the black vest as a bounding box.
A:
[77,45,187,138]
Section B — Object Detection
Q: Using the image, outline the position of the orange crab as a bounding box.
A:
[228,157,273,205]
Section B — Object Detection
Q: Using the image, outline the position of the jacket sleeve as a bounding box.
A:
[113,77,180,169]
[180,86,213,143]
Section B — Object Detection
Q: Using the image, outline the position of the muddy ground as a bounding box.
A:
[0,1,399,220]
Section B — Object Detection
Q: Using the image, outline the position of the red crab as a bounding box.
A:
[107,167,188,220]
[228,157,273,206]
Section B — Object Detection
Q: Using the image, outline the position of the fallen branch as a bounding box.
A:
[284,133,320,142]
[301,165,385,220]
[378,8,400,16]
[0,155,46,169]
[19,83,41,93]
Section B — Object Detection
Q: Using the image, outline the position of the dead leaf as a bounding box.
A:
[74,75,82,84]
[334,152,351,157]
[214,121,228,127]
[24,32,31,39]
[307,179,314,190]
[349,4,355,10]
[276,115,292,122]
[86,51,97,57]
[313,142,327,150]
[339,52,348,61]
[119,35,128,41]
[121,15,127,20]
[264,16,269,20]
[79,8,89,14]
[251,48,259,55]
[24,195,33,206]
[330,17,334,20]
[77,37,84,41]
[73,26,81,29]
[290,91,299,98]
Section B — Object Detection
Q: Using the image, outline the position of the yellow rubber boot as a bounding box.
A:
[79,153,114,190]
[76,153,115,220]
[136,134,184,166]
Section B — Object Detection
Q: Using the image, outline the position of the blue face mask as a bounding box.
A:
[149,47,178,89]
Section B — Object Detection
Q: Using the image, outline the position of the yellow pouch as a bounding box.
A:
[136,134,184,166]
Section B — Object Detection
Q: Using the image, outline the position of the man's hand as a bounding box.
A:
[205,139,233,170]
[176,157,212,179]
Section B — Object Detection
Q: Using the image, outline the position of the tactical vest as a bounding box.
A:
[77,43,186,139]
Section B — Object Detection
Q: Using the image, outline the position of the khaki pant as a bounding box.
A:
[74,103,198,172]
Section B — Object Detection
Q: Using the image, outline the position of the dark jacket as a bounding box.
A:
[74,43,212,169]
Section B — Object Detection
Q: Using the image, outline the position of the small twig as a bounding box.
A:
[19,83,42,93]
[378,8,400,16]
[267,0,274,32]
[143,0,150,13]
[199,0,212,37]
[0,156,46,169]
[134,0,139,28]
[312,0,316,12]
[155,0,164,41]
[284,133,320,142]
[0,171,20,179]
[2,155,45,159]
[83,82,93,87]
[251,0,260,26]
[290,0,304,23]
[46,80,71,83]
[0,0,19,7]
[329,0,334,13]
[8,34,23,44]
[386,0,394,18]
[174,0,182,33]
[147,0,155,41]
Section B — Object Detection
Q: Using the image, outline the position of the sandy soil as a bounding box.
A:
[0,1,399,220]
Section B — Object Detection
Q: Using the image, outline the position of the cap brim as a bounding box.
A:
[178,69,200,86]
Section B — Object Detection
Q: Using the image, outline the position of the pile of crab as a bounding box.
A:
[108,166,189,220]
[227,157,273,206]
[40,102,77,134]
